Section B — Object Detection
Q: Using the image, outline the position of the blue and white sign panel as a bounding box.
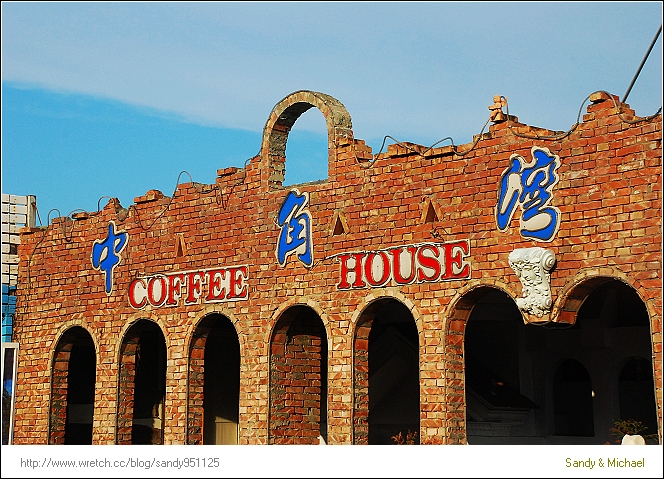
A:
[91,221,129,294]
[276,189,314,268]
[496,147,562,242]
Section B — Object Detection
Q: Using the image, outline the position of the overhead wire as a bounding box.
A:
[22,84,662,238]
[623,24,662,103]
[119,170,195,231]
[351,86,661,168]
[28,81,662,235]
[23,151,259,293]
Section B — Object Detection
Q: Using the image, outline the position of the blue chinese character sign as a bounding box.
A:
[496,147,562,242]
[91,221,129,294]
[276,189,314,268]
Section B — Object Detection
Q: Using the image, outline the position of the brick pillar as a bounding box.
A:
[116,338,139,444]
[187,333,209,444]
[352,320,372,445]
[49,346,72,444]
[444,327,465,444]
[444,291,481,445]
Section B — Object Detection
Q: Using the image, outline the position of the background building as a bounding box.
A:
[2,193,36,444]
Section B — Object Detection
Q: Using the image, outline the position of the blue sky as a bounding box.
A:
[2,2,662,222]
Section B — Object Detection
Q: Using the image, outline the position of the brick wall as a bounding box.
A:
[11,90,662,444]
[269,306,326,444]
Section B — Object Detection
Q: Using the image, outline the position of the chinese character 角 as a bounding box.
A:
[91,221,129,294]
[496,147,561,242]
[276,189,313,267]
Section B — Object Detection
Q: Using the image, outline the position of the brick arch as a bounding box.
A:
[351,295,421,445]
[183,307,248,444]
[184,306,247,359]
[48,325,96,444]
[555,268,643,325]
[443,280,521,324]
[350,290,423,335]
[268,304,328,444]
[117,313,171,363]
[443,283,518,445]
[115,318,168,444]
[611,354,657,401]
[186,311,241,445]
[552,358,595,437]
[49,320,100,368]
[260,90,353,189]
[264,297,332,357]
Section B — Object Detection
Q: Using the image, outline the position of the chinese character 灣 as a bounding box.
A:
[496,147,561,242]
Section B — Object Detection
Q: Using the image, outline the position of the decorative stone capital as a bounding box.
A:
[508,247,556,317]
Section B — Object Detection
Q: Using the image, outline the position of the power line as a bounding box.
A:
[624,24,662,103]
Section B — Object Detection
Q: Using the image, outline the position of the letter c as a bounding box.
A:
[128,278,147,309]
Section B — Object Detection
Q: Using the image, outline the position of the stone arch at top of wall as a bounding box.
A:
[259,90,354,189]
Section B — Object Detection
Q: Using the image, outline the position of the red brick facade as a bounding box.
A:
[11,90,662,444]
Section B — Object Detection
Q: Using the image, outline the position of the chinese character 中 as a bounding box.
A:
[496,146,562,242]
[91,221,129,294]
[276,189,313,268]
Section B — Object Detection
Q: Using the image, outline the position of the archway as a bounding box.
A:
[572,279,655,443]
[456,278,657,444]
[284,108,329,185]
[187,314,240,445]
[353,298,419,445]
[269,305,327,444]
[116,320,166,445]
[463,288,539,445]
[49,326,96,444]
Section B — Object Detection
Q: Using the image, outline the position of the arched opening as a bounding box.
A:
[456,278,657,445]
[187,314,240,445]
[284,108,329,186]
[116,320,166,445]
[573,279,654,442]
[463,288,539,445]
[260,91,353,190]
[269,305,327,444]
[353,298,419,445]
[49,326,96,444]
[553,359,594,436]
[618,357,658,440]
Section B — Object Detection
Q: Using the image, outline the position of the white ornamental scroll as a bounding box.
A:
[508,247,556,317]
